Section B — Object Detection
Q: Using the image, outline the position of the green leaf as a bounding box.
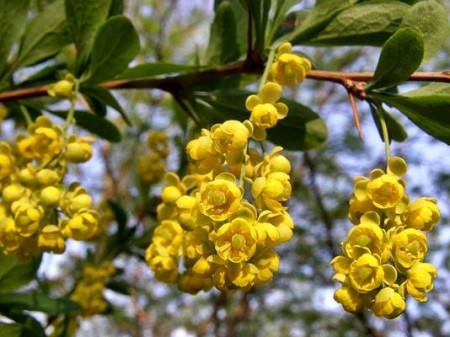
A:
[17,63,66,88]
[106,280,131,295]
[80,85,131,125]
[267,0,298,44]
[109,0,124,16]
[107,200,128,237]
[3,313,46,337]
[0,323,22,337]
[84,15,140,84]
[400,0,449,63]
[0,293,80,315]
[194,90,327,150]
[301,1,410,46]
[117,63,202,80]
[0,251,41,294]
[289,0,358,45]
[49,110,122,142]
[205,1,243,65]
[366,28,423,91]
[369,103,408,143]
[0,0,29,76]
[65,0,112,72]
[16,0,70,68]
[370,83,450,144]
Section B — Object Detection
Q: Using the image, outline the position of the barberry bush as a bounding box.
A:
[0,0,449,336]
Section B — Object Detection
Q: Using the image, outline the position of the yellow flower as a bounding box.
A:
[348,195,377,225]
[405,262,437,302]
[186,129,223,174]
[367,174,404,209]
[271,42,312,87]
[245,82,288,140]
[40,186,61,207]
[0,142,14,181]
[343,212,389,262]
[0,217,21,253]
[152,220,184,255]
[62,210,98,240]
[61,183,93,216]
[65,136,94,163]
[2,183,28,204]
[178,273,212,294]
[145,245,179,283]
[257,146,291,177]
[392,228,427,269]
[11,199,43,237]
[146,131,169,157]
[406,197,440,231]
[372,287,406,319]
[183,227,213,260]
[137,153,166,184]
[161,172,186,204]
[176,195,210,231]
[47,74,77,102]
[334,286,365,313]
[227,262,259,288]
[349,254,384,293]
[36,169,60,186]
[211,120,252,165]
[215,217,257,263]
[37,225,65,253]
[252,172,291,212]
[199,172,242,221]
[252,249,280,285]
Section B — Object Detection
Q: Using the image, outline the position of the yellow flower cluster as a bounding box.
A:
[0,116,98,258]
[137,131,169,184]
[332,157,440,319]
[245,42,311,141]
[70,262,115,317]
[146,42,311,293]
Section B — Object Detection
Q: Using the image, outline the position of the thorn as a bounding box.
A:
[348,92,363,141]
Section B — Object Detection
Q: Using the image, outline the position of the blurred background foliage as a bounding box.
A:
[1,0,450,337]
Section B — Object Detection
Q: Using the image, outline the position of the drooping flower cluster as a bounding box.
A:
[332,157,439,318]
[146,42,311,293]
[70,262,116,317]
[0,114,99,258]
[137,131,169,185]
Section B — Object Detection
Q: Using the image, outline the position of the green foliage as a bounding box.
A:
[65,0,112,72]
[50,110,122,142]
[83,16,140,84]
[16,0,70,69]
[246,0,271,52]
[369,103,408,143]
[400,0,449,63]
[302,1,410,46]
[205,1,244,65]
[79,85,131,124]
[0,252,41,294]
[267,0,298,45]
[0,323,22,337]
[366,28,423,90]
[0,0,29,77]
[371,83,450,144]
[290,0,359,45]
[194,90,328,150]
[0,293,80,315]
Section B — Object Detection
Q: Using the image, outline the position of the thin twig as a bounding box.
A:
[1,65,450,103]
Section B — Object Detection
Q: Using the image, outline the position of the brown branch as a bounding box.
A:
[348,92,363,140]
[1,67,450,103]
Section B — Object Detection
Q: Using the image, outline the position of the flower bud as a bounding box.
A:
[40,186,61,206]
[65,142,93,163]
